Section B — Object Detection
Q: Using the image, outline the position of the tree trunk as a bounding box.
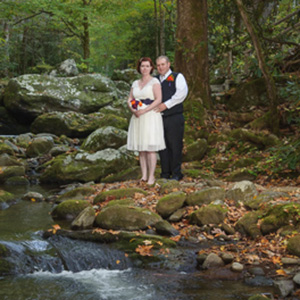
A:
[154,0,159,57]
[159,0,165,55]
[235,0,279,135]
[82,0,90,72]
[3,22,10,77]
[175,0,211,112]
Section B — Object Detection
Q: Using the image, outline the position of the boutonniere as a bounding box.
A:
[166,74,174,82]
[131,99,142,110]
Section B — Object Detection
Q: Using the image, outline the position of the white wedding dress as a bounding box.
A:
[127,77,166,152]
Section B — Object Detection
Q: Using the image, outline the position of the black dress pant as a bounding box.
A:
[159,113,184,179]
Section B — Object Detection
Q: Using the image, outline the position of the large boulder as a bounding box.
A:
[0,166,25,183]
[81,126,127,152]
[287,235,300,257]
[95,205,162,231]
[50,59,79,77]
[40,148,136,184]
[111,69,140,84]
[3,74,118,123]
[31,111,128,138]
[235,211,262,239]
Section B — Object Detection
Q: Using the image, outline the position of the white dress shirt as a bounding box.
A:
[160,69,188,109]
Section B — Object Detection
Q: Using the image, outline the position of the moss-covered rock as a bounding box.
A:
[189,204,227,226]
[81,126,127,152]
[226,168,257,182]
[95,205,162,231]
[101,166,140,183]
[0,189,15,209]
[156,192,186,218]
[56,186,96,203]
[26,136,54,158]
[71,206,96,230]
[4,176,30,186]
[186,187,225,206]
[229,128,279,149]
[183,139,208,162]
[226,180,258,204]
[3,74,117,123]
[0,143,14,155]
[0,166,25,183]
[40,148,136,184]
[248,295,272,300]
[104,198,135,208]
[0,153,24,166]
[227,78,269,110]
[159,180,181,194]
[51,199,92,220]
[235,211,262,239]
[287,235,300,257]
[260,203,300,235]
[111,68,139,83]
[94,187,147,204]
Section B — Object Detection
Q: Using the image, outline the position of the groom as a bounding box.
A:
[154,56,188,181]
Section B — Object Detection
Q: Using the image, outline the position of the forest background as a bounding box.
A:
[0,0,299,184]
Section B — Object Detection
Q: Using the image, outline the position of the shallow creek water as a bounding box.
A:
[0,184,275,300]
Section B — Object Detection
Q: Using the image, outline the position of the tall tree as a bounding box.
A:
[235,0,279,135]
[175,0,211,122]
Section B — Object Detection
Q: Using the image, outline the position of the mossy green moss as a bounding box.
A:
[0,143,14,155]
[156,192,186,218]
[94,188,147,204]
[0,243,9,256]
[51,199,91,220]
[104,199,135,208]
[101,166,140,183]
[57,186,96,202]
[0,189,15,204]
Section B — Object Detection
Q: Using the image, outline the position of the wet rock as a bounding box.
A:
[248,267,265,276]
[156,192,186,218]
[189,204,227,226]
[71,206,96,230]
[186,187,225,206]
[0,190,15,210]
[51,199,92,220]
[93,187,147,204]
[81,126,127,152]
[95,205,162,231]
[231,262,244,272]
[22,192,45,202]
[202,253,224,269]
[273,279,294,298]
[244,275,273,286]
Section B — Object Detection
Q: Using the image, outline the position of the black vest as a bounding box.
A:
[157,72,183,117]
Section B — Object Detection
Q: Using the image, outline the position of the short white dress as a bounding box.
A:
[127,77,166,152]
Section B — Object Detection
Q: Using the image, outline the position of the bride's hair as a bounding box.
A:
[137,57,155,74]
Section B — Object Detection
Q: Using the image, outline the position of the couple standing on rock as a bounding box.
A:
[126,56,188,185]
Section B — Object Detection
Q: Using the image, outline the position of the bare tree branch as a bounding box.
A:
[273,8,300,26]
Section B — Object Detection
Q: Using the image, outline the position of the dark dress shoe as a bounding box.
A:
[171,175,183,181]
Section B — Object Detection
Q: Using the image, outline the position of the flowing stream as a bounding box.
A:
[0,184,275,300]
